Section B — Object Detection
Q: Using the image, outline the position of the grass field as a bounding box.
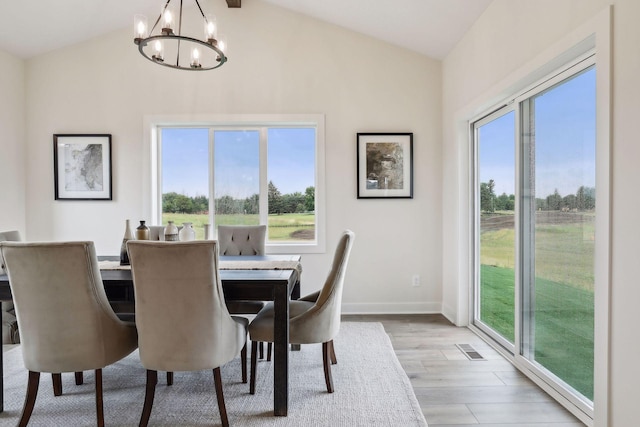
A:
[479,211,594,400]
[161,212,315,241]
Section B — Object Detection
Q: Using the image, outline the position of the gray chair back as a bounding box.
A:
[289,230,355,344]
[217,225,266,256]
[127,240,246,372]
[0,230,21,274]
[0,241,137,372]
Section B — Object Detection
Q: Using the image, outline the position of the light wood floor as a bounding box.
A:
[344,314,585,427]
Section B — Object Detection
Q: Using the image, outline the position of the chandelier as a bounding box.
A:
[134,0,228,71]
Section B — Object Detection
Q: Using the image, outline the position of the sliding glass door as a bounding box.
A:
[474,110,516,347]
[473,60,596,410]
[521,66,596,402]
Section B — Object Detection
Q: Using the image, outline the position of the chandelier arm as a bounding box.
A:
[138,35,226,71]
[176,0,184,67]
[194,0,207,18]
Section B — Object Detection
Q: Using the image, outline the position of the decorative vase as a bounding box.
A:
[179,222,196,241]
[136,220,150,240]
[204,224,212,240]
[120,219,134,265]
[164,221,179,241]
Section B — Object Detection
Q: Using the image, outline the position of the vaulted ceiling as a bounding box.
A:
[0,0,492,60]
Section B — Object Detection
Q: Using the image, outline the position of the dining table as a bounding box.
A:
[0,254,301,417]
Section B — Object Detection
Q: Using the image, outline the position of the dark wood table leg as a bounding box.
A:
[290,279,301,352]
[273,282,289,416]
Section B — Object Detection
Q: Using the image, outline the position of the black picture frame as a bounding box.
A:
[357,133,413,199]
[53,134,112,200]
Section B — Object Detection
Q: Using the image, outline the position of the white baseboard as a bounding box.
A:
[441,303,459,325]
[341,301,441,315]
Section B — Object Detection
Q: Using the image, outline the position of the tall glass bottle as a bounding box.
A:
[120,219,134,265]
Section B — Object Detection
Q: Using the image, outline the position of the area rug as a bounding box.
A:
[0,322,427,426]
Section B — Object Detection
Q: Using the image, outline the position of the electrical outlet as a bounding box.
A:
[411,274,421,287]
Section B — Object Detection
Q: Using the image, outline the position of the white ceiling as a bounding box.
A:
[0,0,492,60]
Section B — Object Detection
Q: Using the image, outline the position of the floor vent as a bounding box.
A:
[456,344,485,361]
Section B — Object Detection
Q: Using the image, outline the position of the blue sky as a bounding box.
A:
[478,67,596,198]
[162,127,315,198]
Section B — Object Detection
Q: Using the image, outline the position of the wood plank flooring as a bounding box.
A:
[344,314,586,427]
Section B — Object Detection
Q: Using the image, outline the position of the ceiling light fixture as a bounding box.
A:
[134,0,228,71]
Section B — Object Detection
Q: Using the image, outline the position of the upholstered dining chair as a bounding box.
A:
[127,240,248,427]
[0,231,93,396]
[218,225,271,358]
[0,241,138,427]
[248,230,355,394]
[0,230,21,346]
[0,230,22,278]
[217,225,267,256]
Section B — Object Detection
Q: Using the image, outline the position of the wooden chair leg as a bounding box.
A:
[18,371,40,427]
[75,371,84,385]
[250,340,258,394]
[329,339,337,364]
[267,342,272,362]
[241,342,247,384]
[259,341,264,359]
[95,369,104,427]
[139,370,158,427]
[322,342,334,393]
[213,367,229,427]
[166,371,174,386]
[52,373,62,396]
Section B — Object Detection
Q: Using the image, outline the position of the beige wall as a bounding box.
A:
[17,1,443,313]
[443,0,640,425]
[0,50,25,235]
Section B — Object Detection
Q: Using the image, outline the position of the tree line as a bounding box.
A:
[480,179,595,213]
[163,181,315,215]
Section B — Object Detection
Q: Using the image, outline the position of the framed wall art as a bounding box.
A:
[357,133,413,199]
[53,134,112,200]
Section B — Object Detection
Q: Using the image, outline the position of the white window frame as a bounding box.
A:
[142,114,326,254]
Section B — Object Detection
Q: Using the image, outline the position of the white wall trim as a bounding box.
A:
[342,302,441,315]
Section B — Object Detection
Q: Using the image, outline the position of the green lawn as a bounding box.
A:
[161,212,315,241]
[479,213,595,400]
[480,264,594,400]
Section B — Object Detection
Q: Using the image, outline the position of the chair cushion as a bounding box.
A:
[248,300,315,344]
[226,300,265,315]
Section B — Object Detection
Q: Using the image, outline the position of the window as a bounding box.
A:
[149,115,325,253]
[472,59,596,414]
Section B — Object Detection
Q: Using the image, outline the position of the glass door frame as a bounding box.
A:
[471,104,519,355]
[471,52,597,421]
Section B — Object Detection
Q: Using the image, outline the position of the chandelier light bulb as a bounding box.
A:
[134,15,148,42]
[162,9,173,32]
[152,40,164,62]
[205,14,217,41]
[218,34,227,53]
[191,48,201,68]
